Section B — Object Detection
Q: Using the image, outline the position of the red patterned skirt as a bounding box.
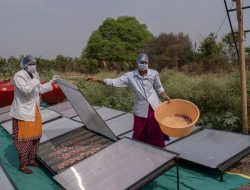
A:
[12,118,40,167]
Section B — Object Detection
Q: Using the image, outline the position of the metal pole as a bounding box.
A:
[236,0,248,134]
[228,5,250,12]
[176,158,179,190]
[223,0,240,59]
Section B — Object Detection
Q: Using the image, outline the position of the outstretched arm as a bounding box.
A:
[86,76,105,85]
[87,74,129,88]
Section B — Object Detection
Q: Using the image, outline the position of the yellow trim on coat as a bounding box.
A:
[17,106,42,140]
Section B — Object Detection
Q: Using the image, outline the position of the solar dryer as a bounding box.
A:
[166,129,250,181]
[36,79,180,190]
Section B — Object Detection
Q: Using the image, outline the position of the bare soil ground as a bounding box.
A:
[228,154,250,189]
[228,154,250,176]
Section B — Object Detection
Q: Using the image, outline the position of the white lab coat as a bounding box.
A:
[104,69,164,118]
[10,69,53,121]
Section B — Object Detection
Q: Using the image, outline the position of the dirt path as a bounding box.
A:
[228,154,250,189]
[228,154,250,176]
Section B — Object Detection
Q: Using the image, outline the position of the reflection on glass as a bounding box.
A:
[71,167,85,190]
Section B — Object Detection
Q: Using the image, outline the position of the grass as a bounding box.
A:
[2,69,249,132]
[72,69,248,132]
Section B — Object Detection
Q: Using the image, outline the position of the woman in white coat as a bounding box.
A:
[10,55,58,174]
[87,53,170,148]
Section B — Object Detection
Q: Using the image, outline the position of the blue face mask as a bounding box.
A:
[138,63,148,71]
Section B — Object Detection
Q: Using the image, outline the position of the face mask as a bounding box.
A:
[26,65,37,73]
[138,63,148,71]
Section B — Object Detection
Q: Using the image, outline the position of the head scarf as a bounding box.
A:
[20,55,36,69]
[136,53,149,71]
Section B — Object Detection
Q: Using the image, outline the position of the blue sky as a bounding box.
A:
[0,0,249,59]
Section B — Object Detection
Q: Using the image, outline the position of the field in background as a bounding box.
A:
[2,69,248,132]
[47,69,249,132]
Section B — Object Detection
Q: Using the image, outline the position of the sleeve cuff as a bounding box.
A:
[104,79,112,86]
[31,78,40,88]
[40,82,53,94]
[157,87,165,94]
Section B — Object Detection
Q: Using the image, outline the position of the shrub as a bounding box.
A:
[76,69,248,132]
[77,72,133,112]
[160,69,244,131]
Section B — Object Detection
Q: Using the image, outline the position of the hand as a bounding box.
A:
[51,75,60,82]
[164,94,171,102]
[32,72,40,80]
[85,75,105,84]
[86,76,98,82]
[160,92,171,103]
[165,97,171,103]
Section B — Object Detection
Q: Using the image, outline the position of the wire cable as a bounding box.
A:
[215,2,235,38]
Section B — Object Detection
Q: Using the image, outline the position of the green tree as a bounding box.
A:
[197,33,225,72]
[55,55,69,71]
[36,57,50,72]
[198,33,222,57]
[82,16,153,70]
[0,56,19,79]
[246,46,250,67]
[221,32,238,66]
[0,57,7,71]
[145,32,193,70]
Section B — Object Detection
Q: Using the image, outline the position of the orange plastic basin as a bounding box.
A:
[155,99,200,137]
